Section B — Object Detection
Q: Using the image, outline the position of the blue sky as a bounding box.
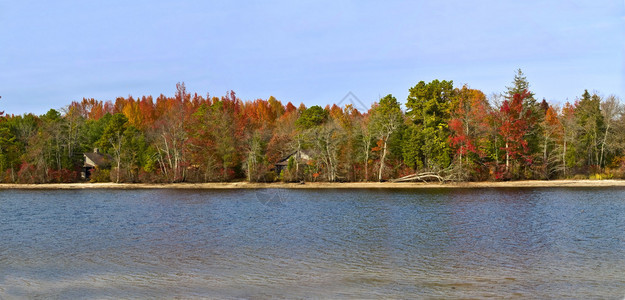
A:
[1,0,623,115]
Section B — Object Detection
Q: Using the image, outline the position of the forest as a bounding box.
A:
[0,70,623,184]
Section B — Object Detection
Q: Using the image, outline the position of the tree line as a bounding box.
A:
[0,70,623,183]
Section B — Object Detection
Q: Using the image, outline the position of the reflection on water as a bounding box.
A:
[1,188,624,298]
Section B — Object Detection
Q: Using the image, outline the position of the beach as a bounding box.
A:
[1,179,625,189]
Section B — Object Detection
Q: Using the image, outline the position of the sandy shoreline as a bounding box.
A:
[1,180,625,190]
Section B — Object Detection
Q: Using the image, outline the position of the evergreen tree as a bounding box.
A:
[0,118,19,181]
[98,113,129,183]
[404,80,454,170]
[506,69,535,101]
[296,105,327,130]
[574,90,605,171]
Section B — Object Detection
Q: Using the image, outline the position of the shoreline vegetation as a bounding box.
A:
[2,179,625,190]
[2,71,624,185]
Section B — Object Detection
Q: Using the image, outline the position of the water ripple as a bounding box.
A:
[1,188,624,298]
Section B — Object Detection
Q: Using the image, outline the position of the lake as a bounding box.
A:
[1,188,624,299]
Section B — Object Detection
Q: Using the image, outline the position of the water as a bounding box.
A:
[1,188,624,299]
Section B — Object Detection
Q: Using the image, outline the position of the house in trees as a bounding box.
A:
[274,150,311,175]
[82,148,111,180]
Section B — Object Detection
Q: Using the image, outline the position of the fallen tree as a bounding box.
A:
[390,168,459,183]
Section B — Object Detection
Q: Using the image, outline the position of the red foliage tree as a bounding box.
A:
[497,91,534,178]
[448,86,491,178]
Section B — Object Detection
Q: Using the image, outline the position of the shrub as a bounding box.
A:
[138,170,162,183]
[90,168,111,183]
[2,169,15,183]
[48,169,79,183]
[16,163,37,184]
[589,173,614,180]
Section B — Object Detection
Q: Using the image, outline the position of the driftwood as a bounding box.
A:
[390,171,453,183]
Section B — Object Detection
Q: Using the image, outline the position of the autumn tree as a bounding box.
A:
[149,85,195,182]
[242,97,285,182]
[448,86,491,180]
[61,104,86,168]
[505,69,542,177]
[496,91,534,179]
[369,94,403,181]
[334,104,363,181]
[266,105,299,181]
[559,102,578,176]
[186,92,243,182]
[355,112,373,181]
[186,102,219,182]
[314,112,346,182]
[539,105,564,179]
[599,95,622,170]
[244,131,269,182]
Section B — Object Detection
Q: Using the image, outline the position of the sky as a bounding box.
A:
[0,0,624,115]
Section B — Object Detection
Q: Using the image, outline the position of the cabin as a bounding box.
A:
[274,150,311,175]
[82,148,111,180]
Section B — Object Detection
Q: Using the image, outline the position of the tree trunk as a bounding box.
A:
[378,138,388,182]
[599,123,610,170]
[116,157,121,183]
[324,134,334,182]
[247,154,253,182]
[363,135,370,182]
[116,138,122,183]
[162,135,173,182]
[494,136,499,165]
[593,131,599,167]
[563,139,567,177]
[543,134,549,179]
[364,152,369,182]
[505,141,509,173]
[296,139,301,181]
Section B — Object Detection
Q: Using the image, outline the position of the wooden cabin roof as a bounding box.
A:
[84,151,111,168]
[275,150,312,166]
